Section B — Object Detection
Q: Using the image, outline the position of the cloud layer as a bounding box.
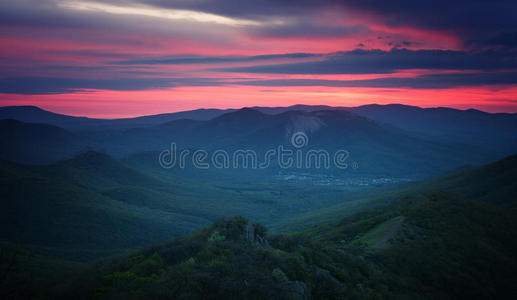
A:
[0,0,516,116]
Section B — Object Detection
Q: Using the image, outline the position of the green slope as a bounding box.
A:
[26,153,517,299]
[0,119,88,164]
[37,190,517,299]
[1,151,382,260]
[0,159,210,250]
[0,151,216,255]
[2,153,517,299]
[421,153,517,209]
[276,153,517,232]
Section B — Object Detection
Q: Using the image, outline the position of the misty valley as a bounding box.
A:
[1,104,517,299]
[2,1,517,298]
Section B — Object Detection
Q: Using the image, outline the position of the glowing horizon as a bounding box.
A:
[1,0,516,118]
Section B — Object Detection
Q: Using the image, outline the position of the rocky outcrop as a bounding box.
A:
[282,280,311,300]
[311,265,341,284]
[244,222,269,248]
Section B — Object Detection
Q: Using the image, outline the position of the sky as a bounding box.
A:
[1,0,517,118]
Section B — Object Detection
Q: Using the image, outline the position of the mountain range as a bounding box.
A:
[2,104,517,299]
[1,150,375,255]
[2,104,515,179]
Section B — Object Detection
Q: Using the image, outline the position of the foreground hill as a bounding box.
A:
[3,153,511,299]
[275,153,517,232]
[422,153,517,209]
[0,152,211,253]
[34,192,517,299]
[0,119,89,164]
[0,151,376,260]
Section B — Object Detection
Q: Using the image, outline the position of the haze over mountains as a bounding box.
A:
[1,150,371,252]
[1,104,516,179]
[3,0,517,297]
[3,150,517,299]
[0,106,235,131]
[3,104,517,136]
[3,149,515,253]
[2,104,517,299]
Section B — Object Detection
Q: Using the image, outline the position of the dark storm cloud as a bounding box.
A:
[486,32,517,48]
[2,1,516,48]
[250,23,370,39]
[231,71,517,89]
[215,49,517,74]
[341,0,517,48]
[1,0,516,94]
[141,0,517,48]
[0,1,366,41]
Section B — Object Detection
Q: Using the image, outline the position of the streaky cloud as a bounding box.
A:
[215,48,517,74]
[231,71,517,89]
[109,53,320,65]
[0,77,222,95]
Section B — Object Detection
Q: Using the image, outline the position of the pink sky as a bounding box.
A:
[1,1,516,118]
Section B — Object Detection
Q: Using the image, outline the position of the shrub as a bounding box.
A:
[208,230,226,243]
[272,268,289,283]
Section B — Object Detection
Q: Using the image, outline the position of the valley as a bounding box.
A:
[1,104,516,299]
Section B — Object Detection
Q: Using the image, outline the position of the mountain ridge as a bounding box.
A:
[2,104,516,131]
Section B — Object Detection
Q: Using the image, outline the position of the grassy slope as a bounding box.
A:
[37,190,517,299]
[277,153,517,232]
[3,153,517,298]
[420,153,517,209]
[0,119,88,164]
[356,215,404,249]
[0,151,383,261]
[271,182,417,232]
[0,152,213,267]
[17,154,514,299]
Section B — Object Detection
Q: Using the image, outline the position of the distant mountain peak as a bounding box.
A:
[57,150,116,168]
[0,118,22,125]
[238,107,264,114]
[284,113,326,136]
[1,105,44,110]
[356,103,422,111]
[0,105,88,125]
[0,117,70,132]
[213,107,267,122]
[73,149,111,160]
